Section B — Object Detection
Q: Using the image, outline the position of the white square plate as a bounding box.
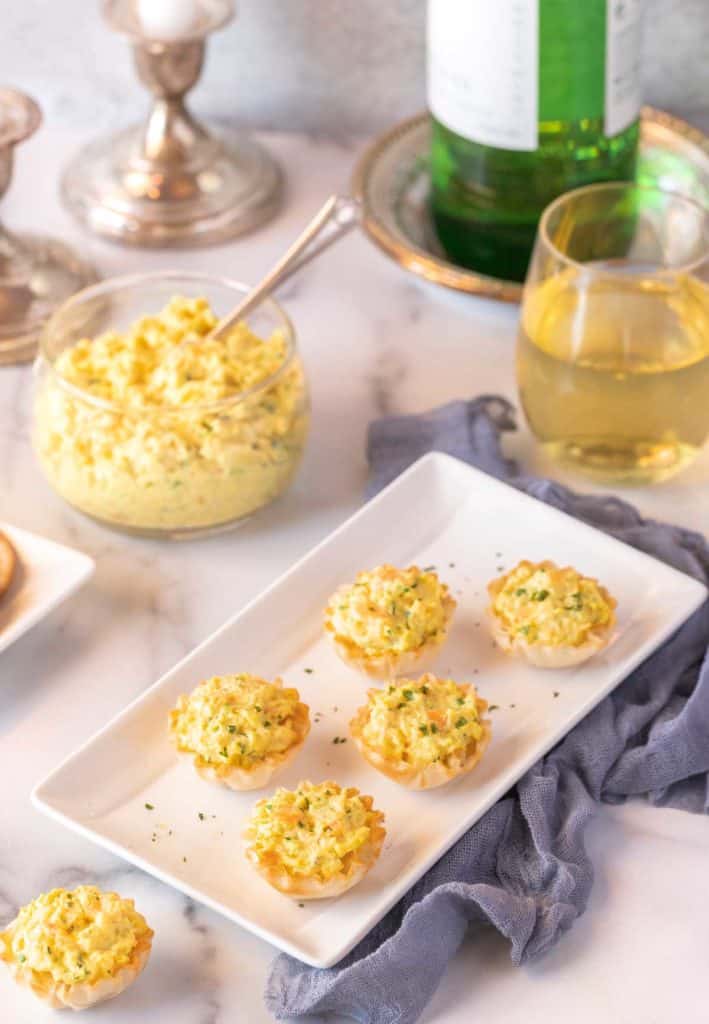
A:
[32,454,707,968]
[0,522,94,656]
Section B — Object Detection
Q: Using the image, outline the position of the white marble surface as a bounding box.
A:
[3,0,709,134]
[1,127,709,1022]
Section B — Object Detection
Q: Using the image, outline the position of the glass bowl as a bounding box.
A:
[32,271,310,538]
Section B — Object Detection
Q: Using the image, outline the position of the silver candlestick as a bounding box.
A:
[0,89,97,365]
[61,0,282,248]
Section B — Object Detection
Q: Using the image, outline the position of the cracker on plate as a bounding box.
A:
[0,531,17,599]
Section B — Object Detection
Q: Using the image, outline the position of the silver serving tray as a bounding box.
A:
[352,108,709,303]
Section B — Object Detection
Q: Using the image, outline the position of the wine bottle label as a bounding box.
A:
[427,0,643,151]
[428,0,539,151]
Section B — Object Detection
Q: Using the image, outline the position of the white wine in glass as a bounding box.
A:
[517,184,709,484]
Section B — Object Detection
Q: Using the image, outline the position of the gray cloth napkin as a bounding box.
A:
[266,396,709,1024]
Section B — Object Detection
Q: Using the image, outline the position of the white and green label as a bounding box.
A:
[427,0,643,151]
[428,0,539,151]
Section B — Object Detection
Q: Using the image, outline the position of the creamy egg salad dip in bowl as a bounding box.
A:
[0,885,153,1010]
[33,272,309,537]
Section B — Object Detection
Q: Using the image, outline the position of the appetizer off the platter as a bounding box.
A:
[0,886,153,1011]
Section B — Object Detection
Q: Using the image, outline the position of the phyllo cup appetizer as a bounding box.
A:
[350,673,491,790]
[169,673,310,790]
[324,564,456,680]
[0,886,153,1010]
[243,781,386,899]
[488,559,617,668]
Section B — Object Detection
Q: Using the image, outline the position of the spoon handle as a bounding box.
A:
[210,194,361,339]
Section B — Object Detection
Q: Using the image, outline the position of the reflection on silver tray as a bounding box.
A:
[352,108,709,303]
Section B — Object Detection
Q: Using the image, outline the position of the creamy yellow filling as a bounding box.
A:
[247,782,374,882]
[170,674,303,768]
[491,562,613,647]
[34,296,308,530]
[0,886,150,986]
[49,296,289,408]
[328,565,452,656]
[359,675,484,764]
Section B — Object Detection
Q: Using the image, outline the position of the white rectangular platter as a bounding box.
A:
[33,454,707,968]
[0,522,94,656]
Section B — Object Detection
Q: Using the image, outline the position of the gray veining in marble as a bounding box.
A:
[1,0,708,135]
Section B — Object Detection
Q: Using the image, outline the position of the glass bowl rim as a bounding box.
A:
[38,269,299,416]
[538,181,709,276]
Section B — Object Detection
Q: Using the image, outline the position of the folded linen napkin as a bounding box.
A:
[267,397,709,1024]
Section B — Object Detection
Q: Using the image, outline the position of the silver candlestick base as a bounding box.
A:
[61,0,282,248]
[0,89,97,365]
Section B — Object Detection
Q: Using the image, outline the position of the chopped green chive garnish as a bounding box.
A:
[144,803,154,811]
[455,717,467,728]
[403,689,414,701]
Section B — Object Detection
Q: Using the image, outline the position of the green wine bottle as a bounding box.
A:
[428,0,643,282]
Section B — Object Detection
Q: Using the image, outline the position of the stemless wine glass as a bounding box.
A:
[517,182,709,484]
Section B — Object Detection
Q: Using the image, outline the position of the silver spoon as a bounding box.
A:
[207,194,361,341]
